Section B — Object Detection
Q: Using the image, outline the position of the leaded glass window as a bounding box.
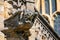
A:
[54,14,60,37]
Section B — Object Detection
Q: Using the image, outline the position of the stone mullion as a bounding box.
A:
[35,0,40,12]
[49,0,52,16]
[49,0,54,28]
[56,0,60,11]
[42,0,46,14]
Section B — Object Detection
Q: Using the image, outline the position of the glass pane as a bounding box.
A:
[54,15,60,37]
[45,0,50,14]
[52,0,56,13]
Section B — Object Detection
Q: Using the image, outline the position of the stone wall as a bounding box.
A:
[0,31,6,40]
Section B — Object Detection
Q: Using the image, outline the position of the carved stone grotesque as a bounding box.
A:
[2,11,32,40]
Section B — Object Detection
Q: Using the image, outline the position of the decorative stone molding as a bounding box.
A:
[29,15,60,40]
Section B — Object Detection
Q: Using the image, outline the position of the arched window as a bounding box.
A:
[54,14,60,37]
